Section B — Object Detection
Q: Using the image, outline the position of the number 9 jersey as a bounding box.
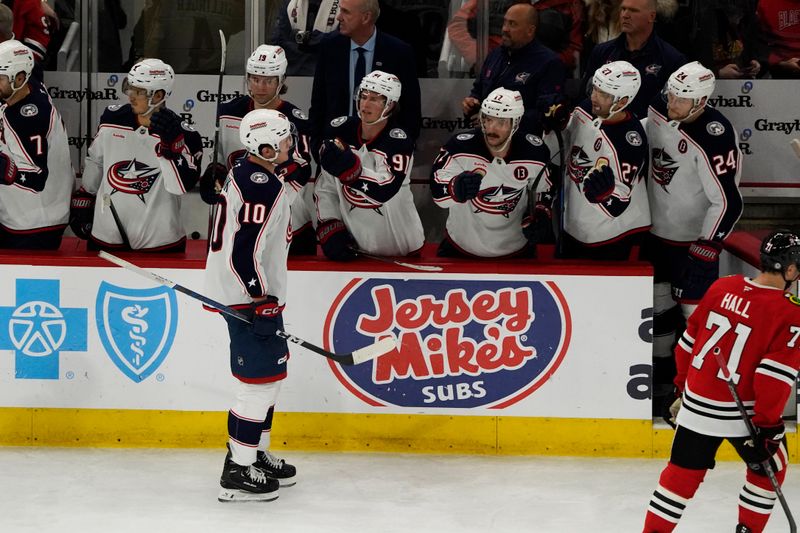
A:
[674,274,800,437]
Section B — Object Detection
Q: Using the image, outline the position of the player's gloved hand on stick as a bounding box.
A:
[673,239,722,302]
[0,152,17,184]
[542,102,569,133]
[199,163,227,205]
[583,165,615,203]
[522,195,556,244]
[317,219,357,261]
[251,296,284,338]
[745,422,785,464]
[449,171,483,203]
[319,139,361,184]
[150,108,186,160]
[69,188,96,240]
[662,387,682,429]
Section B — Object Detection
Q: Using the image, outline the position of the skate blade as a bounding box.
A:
[217,488,279,502]
[278,477,296,488]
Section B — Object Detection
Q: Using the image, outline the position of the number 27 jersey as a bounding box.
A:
[675,275,800,437]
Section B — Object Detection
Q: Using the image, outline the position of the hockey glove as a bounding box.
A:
[542,102,569,133]
[199,163,227,205]
[522,197,556,244]
[69,188,96,240]
[319,139,361,184]
[583,165,615,204]
[743,423,785,464]
[449,171,483,203]
[150,108,186,160]
[316,219,357,261]
[661,387,682,429]
[275,158,311,188]
[673,240,722,303]
[251,296,285,338]
[0,152,17,184]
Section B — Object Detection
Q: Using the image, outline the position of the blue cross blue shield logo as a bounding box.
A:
[0,279,88,379]
[96,282,178,382]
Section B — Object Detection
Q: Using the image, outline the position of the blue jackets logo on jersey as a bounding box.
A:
[651,148,679,190]
[107,159,160,199]
[325,279,571,408]
[96,282,178,382]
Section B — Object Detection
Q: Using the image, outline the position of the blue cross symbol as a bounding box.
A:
[0,279,87,379]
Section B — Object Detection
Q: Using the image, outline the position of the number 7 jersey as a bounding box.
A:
[674,274,800,437]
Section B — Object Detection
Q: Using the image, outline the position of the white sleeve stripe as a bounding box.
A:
[759,359,798,376]
[754,367,796,387]
[677,338,693,353]
[681,331,695,344]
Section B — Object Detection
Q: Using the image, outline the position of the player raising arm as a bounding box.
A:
[643,230,800,533]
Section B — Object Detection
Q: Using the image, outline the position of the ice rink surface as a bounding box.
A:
[0,447,797,532]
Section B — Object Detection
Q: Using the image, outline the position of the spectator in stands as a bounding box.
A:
[581,0,621,71]
[269,0,341,76]
[581,0,685,118]
[432,88,551,259]
[3,0,50,64]
[448,0,583,72]
[462,3,566,130]
[0,4,12,41]
[314,71,424,261]
[755,0,800,78]
[657,0,761,79]
[309,0,421,141]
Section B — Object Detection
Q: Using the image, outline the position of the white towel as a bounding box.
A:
[287,0,340,34]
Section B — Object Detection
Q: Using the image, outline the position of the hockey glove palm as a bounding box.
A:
[450,171,483,203]
[542,102,569,133]
[317,219,357,261]
[319,139,361,184]
[583,165,615,203]
[69,188,96,240]
[673,240,721,303]
[252,296,284,338]
[200,163,227,205]
[150,108,186,160]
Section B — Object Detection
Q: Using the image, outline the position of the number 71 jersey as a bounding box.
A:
[675,275,800,437]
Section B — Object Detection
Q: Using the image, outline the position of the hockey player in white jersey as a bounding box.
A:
[200,45,314,254]
[204,109,296,502]
[71,58,203,252]
[0,40,74,249]
[314,70,423,261]
[643,61,743,416]
[554,60,650,260]
[430,87,550,258]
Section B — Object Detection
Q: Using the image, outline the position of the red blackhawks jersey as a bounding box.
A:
[562,101,650,245]
[204,157,291,308]
[0,79,73,233]
[216,96,313,235]
[82,104,203,250]
[675,275,800,437]
[315,116,424,256]
[431,128,550,257]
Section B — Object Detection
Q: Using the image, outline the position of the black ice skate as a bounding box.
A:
[218,451,279,502]
[735,525,752,533]
[255,450,297,487]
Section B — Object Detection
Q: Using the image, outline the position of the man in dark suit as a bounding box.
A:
[309,0,421,142]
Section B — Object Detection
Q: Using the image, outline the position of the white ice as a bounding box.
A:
[0,448,797,532]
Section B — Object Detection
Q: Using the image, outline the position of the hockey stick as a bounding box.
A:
[712,347,797,533]
[98,251,396,365]
[207,30,227,250]
[554,129,566,257]
[353,248,443,272]
[102,193,131,249]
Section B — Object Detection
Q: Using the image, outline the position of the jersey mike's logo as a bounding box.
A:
[567,146,592,184]
[651,148,679,190]
[325,279,571,408]
[471,185,524,216]
[107,159,160,200]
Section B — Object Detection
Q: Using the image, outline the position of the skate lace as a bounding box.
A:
[262,451,284,469]
[247,465,268,483]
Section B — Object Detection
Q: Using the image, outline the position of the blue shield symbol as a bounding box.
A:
[96,282,178,382]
